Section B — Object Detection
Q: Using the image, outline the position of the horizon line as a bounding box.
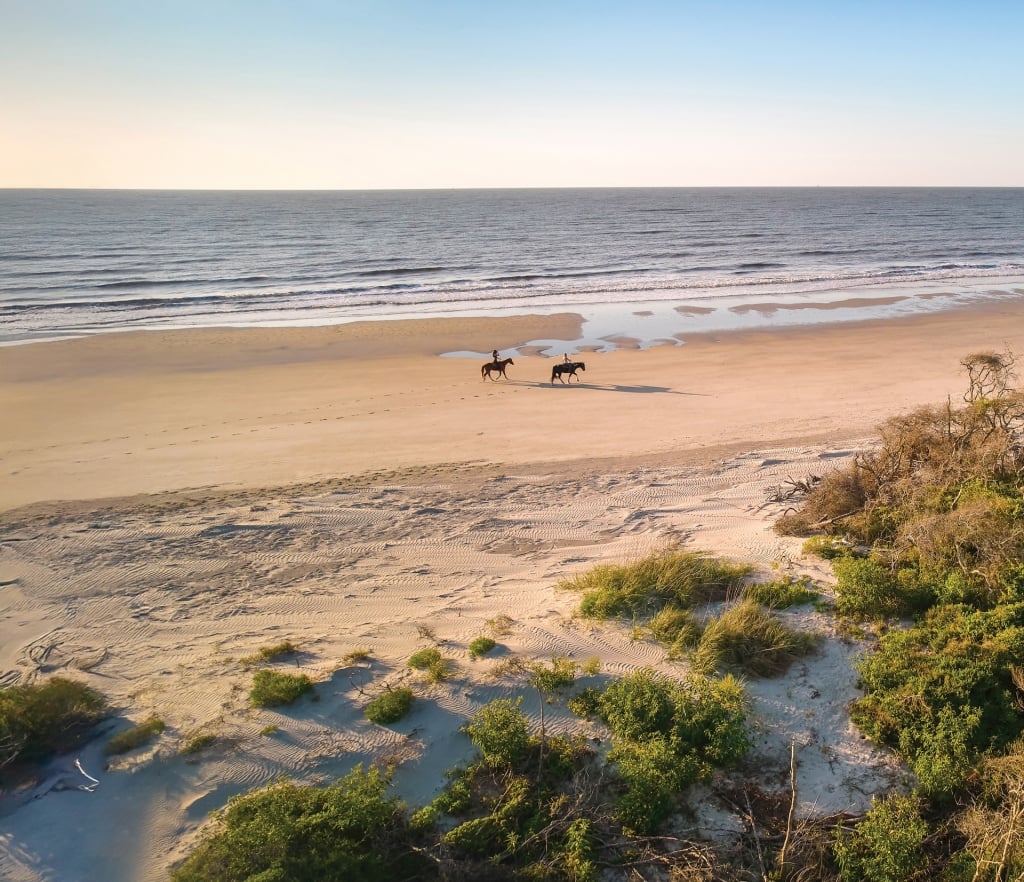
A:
[3,184,1024,193]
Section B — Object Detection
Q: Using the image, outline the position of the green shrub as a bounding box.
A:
[462,698,531,769]
[562,817,598,882]
[170,765,429,882]
[407,647,452,682]
[240,640,298,667]
[833,556,909,620]
[584,669,749,831]
[365,688,413,725]
[408,647,442,669]
[561,549,751,620]
[106,715,166,755]
[468,637,496,658]
[611,736,701,833]
[691,599,816,678]
[249,670,314,707]
[851,602,1024,794]
[833,793,928,882]
[0,676,107,767]
[742,575,819,608]
[443,815,507,856]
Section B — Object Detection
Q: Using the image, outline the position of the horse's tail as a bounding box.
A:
[481,364,487,379]
[550,366,557,384]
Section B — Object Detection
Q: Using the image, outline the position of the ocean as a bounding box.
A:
[1,188,1022,350]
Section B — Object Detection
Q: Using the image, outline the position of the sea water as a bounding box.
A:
[1,188,1022,349]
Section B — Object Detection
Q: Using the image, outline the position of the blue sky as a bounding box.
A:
[2,0,1021,188]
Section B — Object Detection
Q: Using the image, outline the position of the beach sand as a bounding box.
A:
[2,299,1022,881]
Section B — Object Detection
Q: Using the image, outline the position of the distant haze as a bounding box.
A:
[2,1,1022,189]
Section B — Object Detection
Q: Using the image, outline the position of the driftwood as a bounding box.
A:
[761,474,822,509]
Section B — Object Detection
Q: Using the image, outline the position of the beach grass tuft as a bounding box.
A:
[106,715,166,755]
[691,599,816,678]
[240,640,299,667]
[742,575,819,608]
[249,670,314,707]
[560,549,751,620]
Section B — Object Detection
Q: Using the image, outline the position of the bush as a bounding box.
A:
[851,602,1024,794]
[560,549,751,620]
[463,698,531,769]
[468,637,496,658]
[106,715,166,755]
[833,793,928,882]
[249,670,314,707]
[0,677,107,768]
[691,599,816,678]
[832,556,909,620]
[583,669,749,831]
[365,688,413,725]
[408,648,452,682]
[170,765,429,882]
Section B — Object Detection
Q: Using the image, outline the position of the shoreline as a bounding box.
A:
[3,298,1024,514]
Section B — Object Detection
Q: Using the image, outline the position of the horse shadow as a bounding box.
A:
[539,380,709,396]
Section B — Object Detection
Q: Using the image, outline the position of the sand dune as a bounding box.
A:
[2,302,1021,881]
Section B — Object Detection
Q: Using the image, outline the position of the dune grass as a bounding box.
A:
[560,549,752,620]
[741,575,819,608]
[249,670,314,707]
[240,640,298,667]
[408,648,452,683]
[106,715,166,755]
[691,598,817,678]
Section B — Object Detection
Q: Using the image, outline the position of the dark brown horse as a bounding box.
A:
[551,361,585,384]
[482,357,514,380]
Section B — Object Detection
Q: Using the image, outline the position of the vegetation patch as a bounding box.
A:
[570,668,749,833]
[778,353,1024,824]
[0,677,107,770]
[342,647,372,664]
[742,574,819,608]
[467,636,496,658]
[240,640,298,667]
[365,687,414,725]
[561,548,751,620]
[833,793,927,882]
[407,648,452,683]
[691,598,817,678]
[180,732,218,755]
[485,614,514,636]
[106,715,166,755]
[249,670,314,707]
[170,765,430,882]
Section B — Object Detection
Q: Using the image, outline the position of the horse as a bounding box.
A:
[481,357,514,381]
[551,361,586,384]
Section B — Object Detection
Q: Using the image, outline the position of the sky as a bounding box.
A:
[2,0,1022,189]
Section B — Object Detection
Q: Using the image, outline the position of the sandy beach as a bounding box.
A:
[2,300,1023,881]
